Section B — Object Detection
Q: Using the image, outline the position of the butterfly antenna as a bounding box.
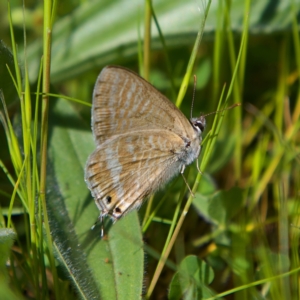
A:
[202,103,241,118]
[190,75,197,119]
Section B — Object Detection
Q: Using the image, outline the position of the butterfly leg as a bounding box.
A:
[90,214,105,238]
[99,214,105,238]
[180,165,195,197]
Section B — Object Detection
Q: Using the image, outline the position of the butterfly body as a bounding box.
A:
[85,66,206,220]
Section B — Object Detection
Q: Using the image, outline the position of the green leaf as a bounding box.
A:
[193,187,244,226]
[47,98,144,299]
[169,255,215,300]
[196,173,216,196]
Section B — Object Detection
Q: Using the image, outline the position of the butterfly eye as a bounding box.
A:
[195,121,205,132]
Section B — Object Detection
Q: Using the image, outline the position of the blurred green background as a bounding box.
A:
[1,0,300,299]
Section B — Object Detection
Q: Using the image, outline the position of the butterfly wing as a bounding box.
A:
[86,66,203,220]
[92,65,195,145]
[85,130,189,220]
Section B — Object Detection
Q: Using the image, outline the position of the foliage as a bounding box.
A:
[0,0,300,299]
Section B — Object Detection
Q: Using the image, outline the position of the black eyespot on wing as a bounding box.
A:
[115,207,122,213]
[106,195,112,204]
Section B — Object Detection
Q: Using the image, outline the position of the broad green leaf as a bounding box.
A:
[47,98,144,299]
[193,187,244,226]
[169,255,215,300]
[196,173,216,196]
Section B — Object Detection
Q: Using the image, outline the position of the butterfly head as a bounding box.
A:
[190,116,206,135]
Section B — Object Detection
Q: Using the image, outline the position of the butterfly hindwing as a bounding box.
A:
[85,130,186,219]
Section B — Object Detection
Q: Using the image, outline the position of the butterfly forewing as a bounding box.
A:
[92,66,195,144]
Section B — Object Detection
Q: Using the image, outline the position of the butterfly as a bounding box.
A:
[85,66,206,221]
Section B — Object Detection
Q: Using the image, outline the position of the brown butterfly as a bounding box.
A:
[85,66,206,221]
